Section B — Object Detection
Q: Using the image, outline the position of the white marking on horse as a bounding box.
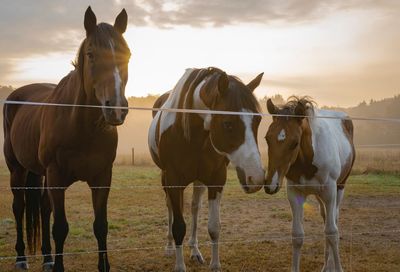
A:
[268,171,279,192]
[278,129,286,141]
[160,69,194,135]
[109,40,122,109]
[192,79,211,130]
[208,192,222,270]
[148,69,195,157]
[310,110,353,182]
[220,109,264,187]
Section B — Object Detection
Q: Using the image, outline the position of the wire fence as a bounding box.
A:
[1,99,400,123]
[0,99,399,269]
[0,229,399,261]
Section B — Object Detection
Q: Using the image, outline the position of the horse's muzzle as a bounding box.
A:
[264,183,280,195]
[104,101,128,126]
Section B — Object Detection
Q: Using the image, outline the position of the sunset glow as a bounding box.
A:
[2,2,399,107]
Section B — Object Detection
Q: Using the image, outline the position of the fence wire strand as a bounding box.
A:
[0,229,399,261]
[1,99,400,123]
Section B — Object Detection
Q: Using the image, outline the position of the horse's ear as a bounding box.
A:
[247,72,264,92]
[217,72,229,96]
[294,101,306,121]
[114,9,128,34]
[267,99,278,115]
[84,6,97,36]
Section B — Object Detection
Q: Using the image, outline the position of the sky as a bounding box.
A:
[1,0,399,107]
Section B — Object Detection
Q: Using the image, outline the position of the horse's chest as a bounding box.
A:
[55,133,117,181]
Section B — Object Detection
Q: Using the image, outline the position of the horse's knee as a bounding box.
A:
[172,217,186,245]
[325,227,339,245]
[52,221,69,243]
[93,219,108,240]
[208,220,221,241]
[292,232,304,249]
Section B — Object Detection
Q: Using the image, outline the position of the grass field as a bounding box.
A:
[0,165,399,271]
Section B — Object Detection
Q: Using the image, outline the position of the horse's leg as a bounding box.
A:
[317,195,335,271]
[189,181,206,264]
[41,185,54,271]
[163,171,175,256]
[208,188,222,272]
[316,196,326,223]
[287,185,305,272]
[10,168,29,270]
[321,182,343,272]
[336,189,344,225]
[166,187,186,272]
[47,166,68,272]
[165,194,175,256]
[90,170,111,272]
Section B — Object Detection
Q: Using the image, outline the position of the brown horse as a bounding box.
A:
[3,7,131,272]
[149,67,265,271]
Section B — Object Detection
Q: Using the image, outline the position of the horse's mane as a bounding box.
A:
[180,68,261,141]
[278,96,316,116]
[72,23,130,86]
[179,68,220,140]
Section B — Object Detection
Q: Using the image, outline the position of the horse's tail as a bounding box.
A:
[25,171,42,254]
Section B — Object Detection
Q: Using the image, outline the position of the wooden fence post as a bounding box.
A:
[131,147,135,166]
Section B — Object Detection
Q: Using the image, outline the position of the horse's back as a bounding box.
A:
[149,92,171,169]
[3,83,55,174]
[312,109,355,187]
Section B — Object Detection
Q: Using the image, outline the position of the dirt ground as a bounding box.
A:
[0,166,399,271]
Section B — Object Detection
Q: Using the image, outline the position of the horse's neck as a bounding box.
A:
[287,119,317,181]
[51,70,103,128]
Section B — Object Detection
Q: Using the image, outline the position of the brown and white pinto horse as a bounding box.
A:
[149,67,265,271]
[264,97,355,272]
[3,7,130,272]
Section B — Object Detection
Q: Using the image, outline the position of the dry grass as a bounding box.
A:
[116,148,400,176]
[352,148,400,175]
[0,165,399,271]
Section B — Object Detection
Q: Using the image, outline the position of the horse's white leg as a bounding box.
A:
[321,182,343,272]
[336,189,344,224]
[316,196,326,223]
[165,195,175,256]
[288,184,305,272]
[189,181,206,264]
[208,191,222,271]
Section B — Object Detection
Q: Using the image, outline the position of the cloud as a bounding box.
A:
[140,0,400,27]
[1,0,399,102]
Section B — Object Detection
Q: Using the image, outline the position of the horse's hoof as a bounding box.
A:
[173,265,186,272]
[210,262,221,272]
[165,245,175,257]
[190,251,205,264]
[42,262,54,272]
[15,261,29,270]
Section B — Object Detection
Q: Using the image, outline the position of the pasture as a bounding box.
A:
[0,149,399,271]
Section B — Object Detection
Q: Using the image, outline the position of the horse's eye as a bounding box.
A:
[223,121,233,131]
[86,52,94,61]
[289,141,299,150]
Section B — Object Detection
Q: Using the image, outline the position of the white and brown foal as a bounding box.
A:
[264,97,355,272]
[148,67,265,272]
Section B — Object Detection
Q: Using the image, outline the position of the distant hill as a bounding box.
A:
[324,95,400,145]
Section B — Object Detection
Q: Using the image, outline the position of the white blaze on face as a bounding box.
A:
[268,171,279,192]
[109,40,122,104]
[278,129,286,141]
[226,110,264,186]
